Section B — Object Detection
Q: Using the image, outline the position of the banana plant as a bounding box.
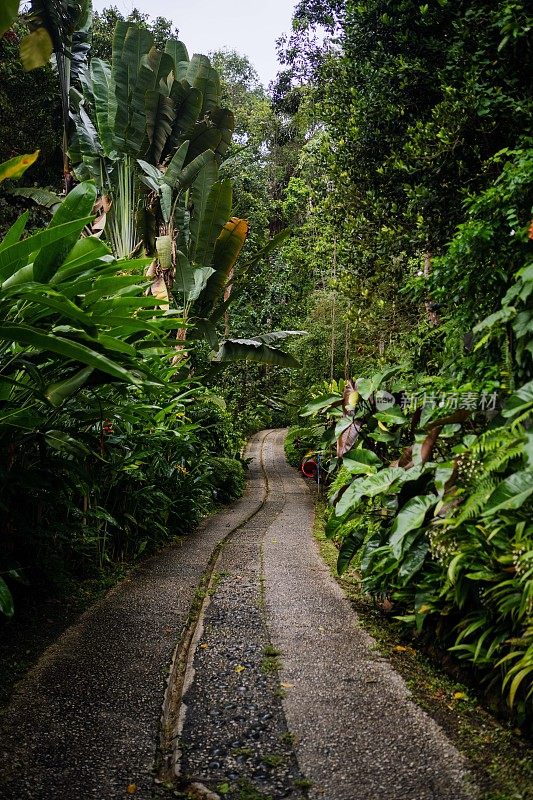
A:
[19,0,92,190]
[70,21,301,369]
[70,21,235,258]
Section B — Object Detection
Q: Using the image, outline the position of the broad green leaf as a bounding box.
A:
[165,39,189,66]
[178,149,217,191]
[398,538,429,583]
[374,406,407,425]
[189,159,219,260]
[213,338,300,368]
[188,267,215,302]
[0,212,30,252]
[343,447,382,475]
[502,380,533,418]
[389,495,436,558]
[33,182,98,283]
[184,54,221,115]
[0,151,40,183]
[0,0,18,37]
[482,471,533,516]
[301,393,342,416]
[90,58,116,156]
[45,367,94,407]
[0,218,93,282]
[174,250,195,298]
[0,577,14,617]
[145,89,175,164]
[192,179,232,267]
[20,28,53,70]
[0,324,141,384]
[10,187,62,208]
[335,467,405,517]
[200,217,249,313]
[337,531,365,575]
[162,141,189,188]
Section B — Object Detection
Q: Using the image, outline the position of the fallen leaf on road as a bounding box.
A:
[126,784,137,794]
[272,539,278,543]
[394,645,408,652]
[281,682,294,688]
[235,664,246,673]
[200,643,208,649]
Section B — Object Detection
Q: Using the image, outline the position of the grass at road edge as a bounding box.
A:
[313,500,532,800]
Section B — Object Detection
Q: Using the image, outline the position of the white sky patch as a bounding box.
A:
[91,0,296,87]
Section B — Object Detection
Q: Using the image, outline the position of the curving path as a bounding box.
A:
[0,430,474,800]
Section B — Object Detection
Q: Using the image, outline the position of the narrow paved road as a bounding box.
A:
[0,430,474,800]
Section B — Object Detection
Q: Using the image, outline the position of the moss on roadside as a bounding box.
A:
[313,502,533,800]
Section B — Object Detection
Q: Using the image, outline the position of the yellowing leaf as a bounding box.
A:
[20,28,53,70]
[126,784,137,794]
[394,645,408,652]
[418,604,431,614]
[0,151,40,183]
[234,664,246,673]
[453,691,467,700]
[378,420,389,431]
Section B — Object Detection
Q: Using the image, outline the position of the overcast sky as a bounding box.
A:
[92,0,295,87]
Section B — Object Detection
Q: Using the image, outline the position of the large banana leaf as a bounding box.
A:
[90,58,116,157]
[145,90,175,164]
[184,55,221,115]
[189,161,219,258]
[113,23,153,152]
[191,180,232,267]
[199,217,249,314]
[213,338,301,368]
[165,39,189,67]
[165,82,203,154]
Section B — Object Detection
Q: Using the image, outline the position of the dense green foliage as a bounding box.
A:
[278,0,533,724]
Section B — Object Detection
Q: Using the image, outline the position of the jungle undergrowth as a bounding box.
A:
[313,501,533,800]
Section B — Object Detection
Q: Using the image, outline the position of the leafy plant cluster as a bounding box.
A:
[297,359,532,721]
[0,11,298,620]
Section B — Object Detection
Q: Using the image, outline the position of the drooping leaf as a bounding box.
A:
[335,467,405,517]
[213,338,300,368]
[301,393,343,417]
[482,471,533,516]
[45,367,94,407]
[0,577,14,618]
[337,530,365,575]
[0,151,40,183]
[10,186,62,208]
[389,495,436,558]
[0,324,141,384]
[20,28,54,70]
[200,217,249,312]
[33,182,97,283]
[0,218,93,282]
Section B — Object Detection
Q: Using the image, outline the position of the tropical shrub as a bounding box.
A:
[208,456,246,504]
[298,363,532,721]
